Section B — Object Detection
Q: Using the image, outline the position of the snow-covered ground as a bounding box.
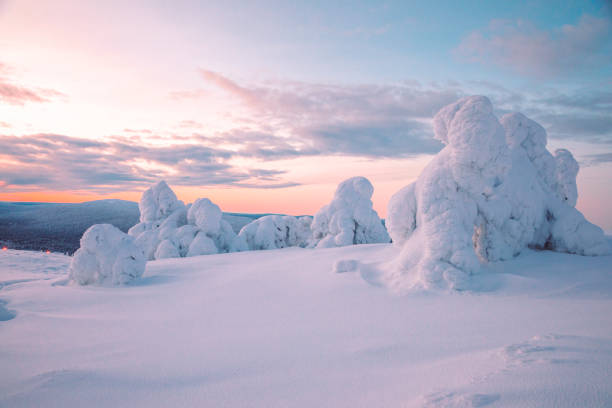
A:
[1,243,612,407]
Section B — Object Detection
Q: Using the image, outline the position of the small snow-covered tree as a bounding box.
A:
[238,215,312,250]
[138,180,185,223]
[128,181,186,260]
[386,96,610,291]
[69,224,145,285]
[129,181,247,260]
[311,176,390,248]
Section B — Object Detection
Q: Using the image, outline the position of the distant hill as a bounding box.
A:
[0,200,140,254]
[0,200,269,255]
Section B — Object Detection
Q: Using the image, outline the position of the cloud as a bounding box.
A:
[177,120,204,129]
[5,70,611,194]
[168,89,208,101]
[199,70,460,157]
[535,90,612,114]
[195,70,612,156]
[0,133,300,192]
[302,121,442,157]
[455,14,612,77]
[534,113,612,142]
[583,152,612,166]
[0,62,65,105]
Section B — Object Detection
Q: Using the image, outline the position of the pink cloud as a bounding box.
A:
[0,81,48,105]
[168,89,208,101]
[455,14,611,76]
[0,61,65,105]
[199,69,261,106]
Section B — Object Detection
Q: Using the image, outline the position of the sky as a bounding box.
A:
[0,0,611,228]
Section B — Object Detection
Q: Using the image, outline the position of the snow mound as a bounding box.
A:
[311,177,390,248]
[386,96,610,291]
[69,224,145,285]
[128,181,246,260]
[238,215,312,250]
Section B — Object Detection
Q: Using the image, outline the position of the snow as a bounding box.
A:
[187,198,222,234]
[332,258,360,273]
[186,231,218,256]
[386,96,610,291]
[1,241,612,407]
[128,182,247,260]
[311,176,390,248]
[69,224,145,285]
[137,180,185,223]
[238,215,312,250]
[386,183,417,246]
[553,148,579,207]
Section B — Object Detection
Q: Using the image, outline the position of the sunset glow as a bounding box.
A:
[0,0,611,228]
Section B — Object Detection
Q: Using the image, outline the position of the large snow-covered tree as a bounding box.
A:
[386,96,610,291]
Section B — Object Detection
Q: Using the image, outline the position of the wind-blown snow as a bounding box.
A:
[386,96,610,291]
[69,224,145,285]
[311,176,390,248]
[238,215,312,250]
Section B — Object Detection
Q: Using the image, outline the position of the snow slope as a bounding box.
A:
[1,243,612,407]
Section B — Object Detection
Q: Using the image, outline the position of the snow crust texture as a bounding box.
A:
[128,182,247,261]
[386,95,610,291]
[238,215,312,250]
[311,176,390,248]
[69,224,145,285]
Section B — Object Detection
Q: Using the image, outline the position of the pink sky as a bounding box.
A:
[1,0,611,229]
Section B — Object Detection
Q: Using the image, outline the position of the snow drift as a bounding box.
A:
[238,215,312,250]
[311,176,390,248]
[128,181,246,260]
[69,224,145,285]
[386,95,610,291]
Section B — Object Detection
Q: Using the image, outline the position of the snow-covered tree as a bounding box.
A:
[138,180,185,223]
[129,181,246,260]
[386,96,610,291]
[69,224,145,285]
[238,215,312,250]
[311,176,390,248]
